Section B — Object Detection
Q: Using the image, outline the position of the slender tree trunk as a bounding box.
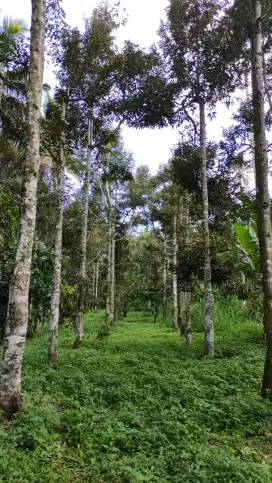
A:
[27,301,33,338]
[92,264,96,294]
[245,72,256,186]
[185,291,192,345]
[109,221,115,326]
[184,193,192,345]
[48,97,67,365]
[33,317,39,338]
[251,2,272,399]
[177,195,185,335]
[172,211,178,330]
[94,261,99,309]
[74,113,94,348]
[162,237,168,319]
[0,0,46,418]
[95,261,99,299]
[199,100,214,357]
[178,291,186,336]
[106,215,112,323]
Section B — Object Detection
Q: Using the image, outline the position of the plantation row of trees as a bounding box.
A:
[1,0,272,417]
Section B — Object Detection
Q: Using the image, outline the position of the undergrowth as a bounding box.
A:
[0,298,271,482]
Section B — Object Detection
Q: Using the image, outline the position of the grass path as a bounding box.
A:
[0,310,272,482]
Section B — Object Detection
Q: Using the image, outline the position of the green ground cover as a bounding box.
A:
[0,299,272,482]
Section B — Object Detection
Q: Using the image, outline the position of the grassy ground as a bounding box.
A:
[0,299,272,482]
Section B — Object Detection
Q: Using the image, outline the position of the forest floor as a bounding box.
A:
[1,300,272,482]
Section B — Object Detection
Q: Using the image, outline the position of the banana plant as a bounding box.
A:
[234,222,259,268]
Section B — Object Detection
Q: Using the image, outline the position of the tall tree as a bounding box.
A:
[74,114,94,347]
[48,94,68,364]
[0,0,46,417]
[251,1,272,398]
[158,0,237,355]
[223,0,272,397]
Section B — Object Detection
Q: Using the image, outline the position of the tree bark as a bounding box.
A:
[177,195,185,335]
[172,211,178,331]
[110,222,115,326]
[74,113,93,348]
[178,291,186,336]
[185,291,192,345]
[184,193,192,345]
[106,216,112,324]
[250,1,272,399]
[0,0,46,418]
[162,237,168,319]
[95,261,99,300]
[199,100,214,357]
[245,71,256,186]
[48,97,67,365]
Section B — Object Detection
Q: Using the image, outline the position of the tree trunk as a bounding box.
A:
[33,317,39,338]
[172,211,178,330]
[48,97,67,365]
[199,100,214,357]
[74,114,93,349]
[162,237,168,319]
[106,215,112,324]
[245,72,256,186]
[92,264,96,295]
[94,261,99,309]
[251,1,272,399]
[177,195,185,335]
[0,0,46,418]
[109,221,115,326]
[185,291,192,345]
[184,193,192,345]
[178,291,186,336]
[95,261,99,299]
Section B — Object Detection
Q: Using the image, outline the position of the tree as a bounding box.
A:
[47,94,68,364]
[223,0,272,397]
[158,0,238,355]
[0,0,46,417]
[251,1,272,398]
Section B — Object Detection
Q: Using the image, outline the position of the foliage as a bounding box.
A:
[0,193,19,338]
[59,283,94,324]
[59,285,77,324]
[29,242,54,329]
[235,222,259,268]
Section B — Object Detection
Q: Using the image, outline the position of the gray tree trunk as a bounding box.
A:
[184,193,192,345]
[95,261,99,300]
[110,222,115,326]
[185,291,192,345]
[177,195,185,335]
[172,211,178,330]
[250,1,272,399]
[74,114,94,348]
[0,0,46,417]
[199,100,214,357]
[48,97,67,366]
[162,237,168,319]
[106,218,112,323]
[245,72,256,186]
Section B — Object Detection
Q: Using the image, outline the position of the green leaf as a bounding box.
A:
[234,222,255,255]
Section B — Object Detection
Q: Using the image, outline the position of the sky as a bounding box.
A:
[1,0,233,174]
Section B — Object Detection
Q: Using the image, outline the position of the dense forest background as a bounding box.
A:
[1,0,272,481]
